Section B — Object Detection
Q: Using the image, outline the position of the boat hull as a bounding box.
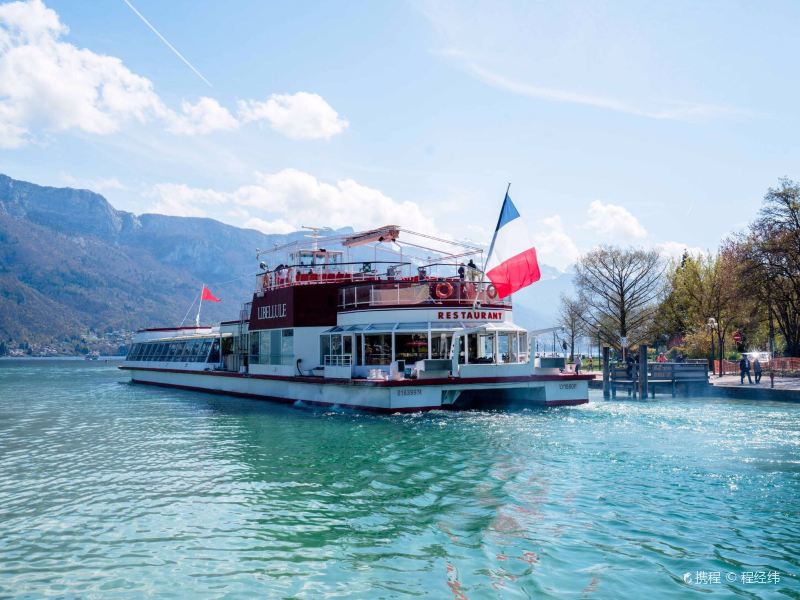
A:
[122,367,590,412]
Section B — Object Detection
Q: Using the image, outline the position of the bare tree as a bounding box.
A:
[575,246,665,351]
[558,294,586,360]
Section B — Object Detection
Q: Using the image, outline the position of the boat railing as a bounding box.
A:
[338,279,511,309]
[324,354,353,367]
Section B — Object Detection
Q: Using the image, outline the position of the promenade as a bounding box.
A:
[584,369,800,402]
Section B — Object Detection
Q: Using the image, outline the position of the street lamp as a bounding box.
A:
[706,318,718,376]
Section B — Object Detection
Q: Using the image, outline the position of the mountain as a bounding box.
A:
[0,174,318,353]
[0,174,571,354]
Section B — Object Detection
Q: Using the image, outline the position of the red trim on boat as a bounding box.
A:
[137,326,213,332]
[120,365,594,386]
[129,379,442,413]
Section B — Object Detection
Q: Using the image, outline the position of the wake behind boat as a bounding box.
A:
[120,193,590,411]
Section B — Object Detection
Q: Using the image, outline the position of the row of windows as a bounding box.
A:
[127,338,220,363]
[249,329,295,366]
[321,331,528,366]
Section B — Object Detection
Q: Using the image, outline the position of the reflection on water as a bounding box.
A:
[0,360,798,598]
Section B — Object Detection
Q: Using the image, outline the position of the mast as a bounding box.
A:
[195,284,204,328]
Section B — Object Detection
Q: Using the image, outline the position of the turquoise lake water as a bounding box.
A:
[0,360,798,599]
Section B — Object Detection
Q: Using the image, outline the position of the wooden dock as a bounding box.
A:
[601,346,709,399]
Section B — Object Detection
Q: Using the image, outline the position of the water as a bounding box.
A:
[1,361,798,599]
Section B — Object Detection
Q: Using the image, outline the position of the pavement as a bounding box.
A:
[710,374,800,391]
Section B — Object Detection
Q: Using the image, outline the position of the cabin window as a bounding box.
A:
[250,331,260,364]
[477,333,495,363]
[319,335,330,366]
[365,334,391,365]
[431,333,452,360]
[280,329,294,365]
[395,333,428,364]
[355,334,363,365]
[208,339,220,364]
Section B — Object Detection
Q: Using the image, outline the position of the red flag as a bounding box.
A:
[201,285,221,302]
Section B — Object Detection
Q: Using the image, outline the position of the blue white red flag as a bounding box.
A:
[484,193,541,298]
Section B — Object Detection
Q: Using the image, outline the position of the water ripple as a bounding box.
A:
[1,360,799,598]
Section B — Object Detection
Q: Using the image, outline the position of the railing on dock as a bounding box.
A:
[607,359,709,399]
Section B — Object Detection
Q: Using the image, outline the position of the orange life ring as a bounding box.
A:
[486,284,498,299]
[261,274,270,290]
[435,281,454,299]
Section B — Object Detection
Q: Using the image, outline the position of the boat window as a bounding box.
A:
[280,329,294,365]
[127,343,139,360]
[355,333,363,365]
[396,322,427,331]
[364,334,391,365]
[431,333,452,360]
[319,335,330,366]
[250,331,260,364]
[477,333,495,363]
[208,339,220,364]
[395,333,428,363]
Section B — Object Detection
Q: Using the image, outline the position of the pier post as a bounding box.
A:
[602,346,610,399]
[639,344,648,399]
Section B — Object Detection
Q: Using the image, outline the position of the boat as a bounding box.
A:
[120,225,590,412]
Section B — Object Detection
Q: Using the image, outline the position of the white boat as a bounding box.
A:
[120,225,590,412]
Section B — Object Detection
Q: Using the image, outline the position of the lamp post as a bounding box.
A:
[706,317,718,376]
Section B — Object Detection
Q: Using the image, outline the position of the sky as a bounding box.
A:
[1,0,799,270]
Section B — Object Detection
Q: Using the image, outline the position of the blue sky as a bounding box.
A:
[1,0,799,269]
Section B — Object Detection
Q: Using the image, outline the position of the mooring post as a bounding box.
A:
[602,346,610,399]
[639,344,648,399]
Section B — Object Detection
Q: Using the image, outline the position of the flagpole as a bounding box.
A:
[473,183,510,309]
[195,284,204,328]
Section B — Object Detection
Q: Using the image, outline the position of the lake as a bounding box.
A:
[0,360,798,598]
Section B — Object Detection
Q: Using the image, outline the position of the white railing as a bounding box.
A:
[324,354,353,367]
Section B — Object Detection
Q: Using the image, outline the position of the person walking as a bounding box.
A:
[739,354,752,384]
[574,355,582,375]
[753,358,762,384]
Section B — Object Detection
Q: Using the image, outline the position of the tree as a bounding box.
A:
[574,246,665,351]
[664,251,746,374]
[558,294,586,360]
[732,178,800,356]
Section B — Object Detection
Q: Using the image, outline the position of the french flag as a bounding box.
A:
[485,192,541,298]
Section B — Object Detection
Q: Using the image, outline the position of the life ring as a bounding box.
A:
[261,274,270,290]
[486,284,498,299]
[435,281,454,299]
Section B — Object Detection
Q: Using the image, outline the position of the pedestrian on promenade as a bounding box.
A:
[739,354,752,384]
[575,355,582,375]
[753,358,762,384]
[587,356,594,371]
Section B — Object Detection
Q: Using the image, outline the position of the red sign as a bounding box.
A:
[733,331,742,343]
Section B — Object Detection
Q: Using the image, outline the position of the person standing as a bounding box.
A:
[739,354,752,384]
[575,355,582,375]
[753,358,762,384]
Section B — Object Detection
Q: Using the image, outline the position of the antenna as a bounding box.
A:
[302,225,331,251]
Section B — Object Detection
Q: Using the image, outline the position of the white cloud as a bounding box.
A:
[655,241,706,261]
[584,200,647,239]
[0,1,346,146]
[238,92,348,140]
[167,97,238,135]
[146,169,434,234]
[531,214,580,270]
[0,0,168,147]
[147,183,227,217]
[61,173,125,192]
[243,217,297,235]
